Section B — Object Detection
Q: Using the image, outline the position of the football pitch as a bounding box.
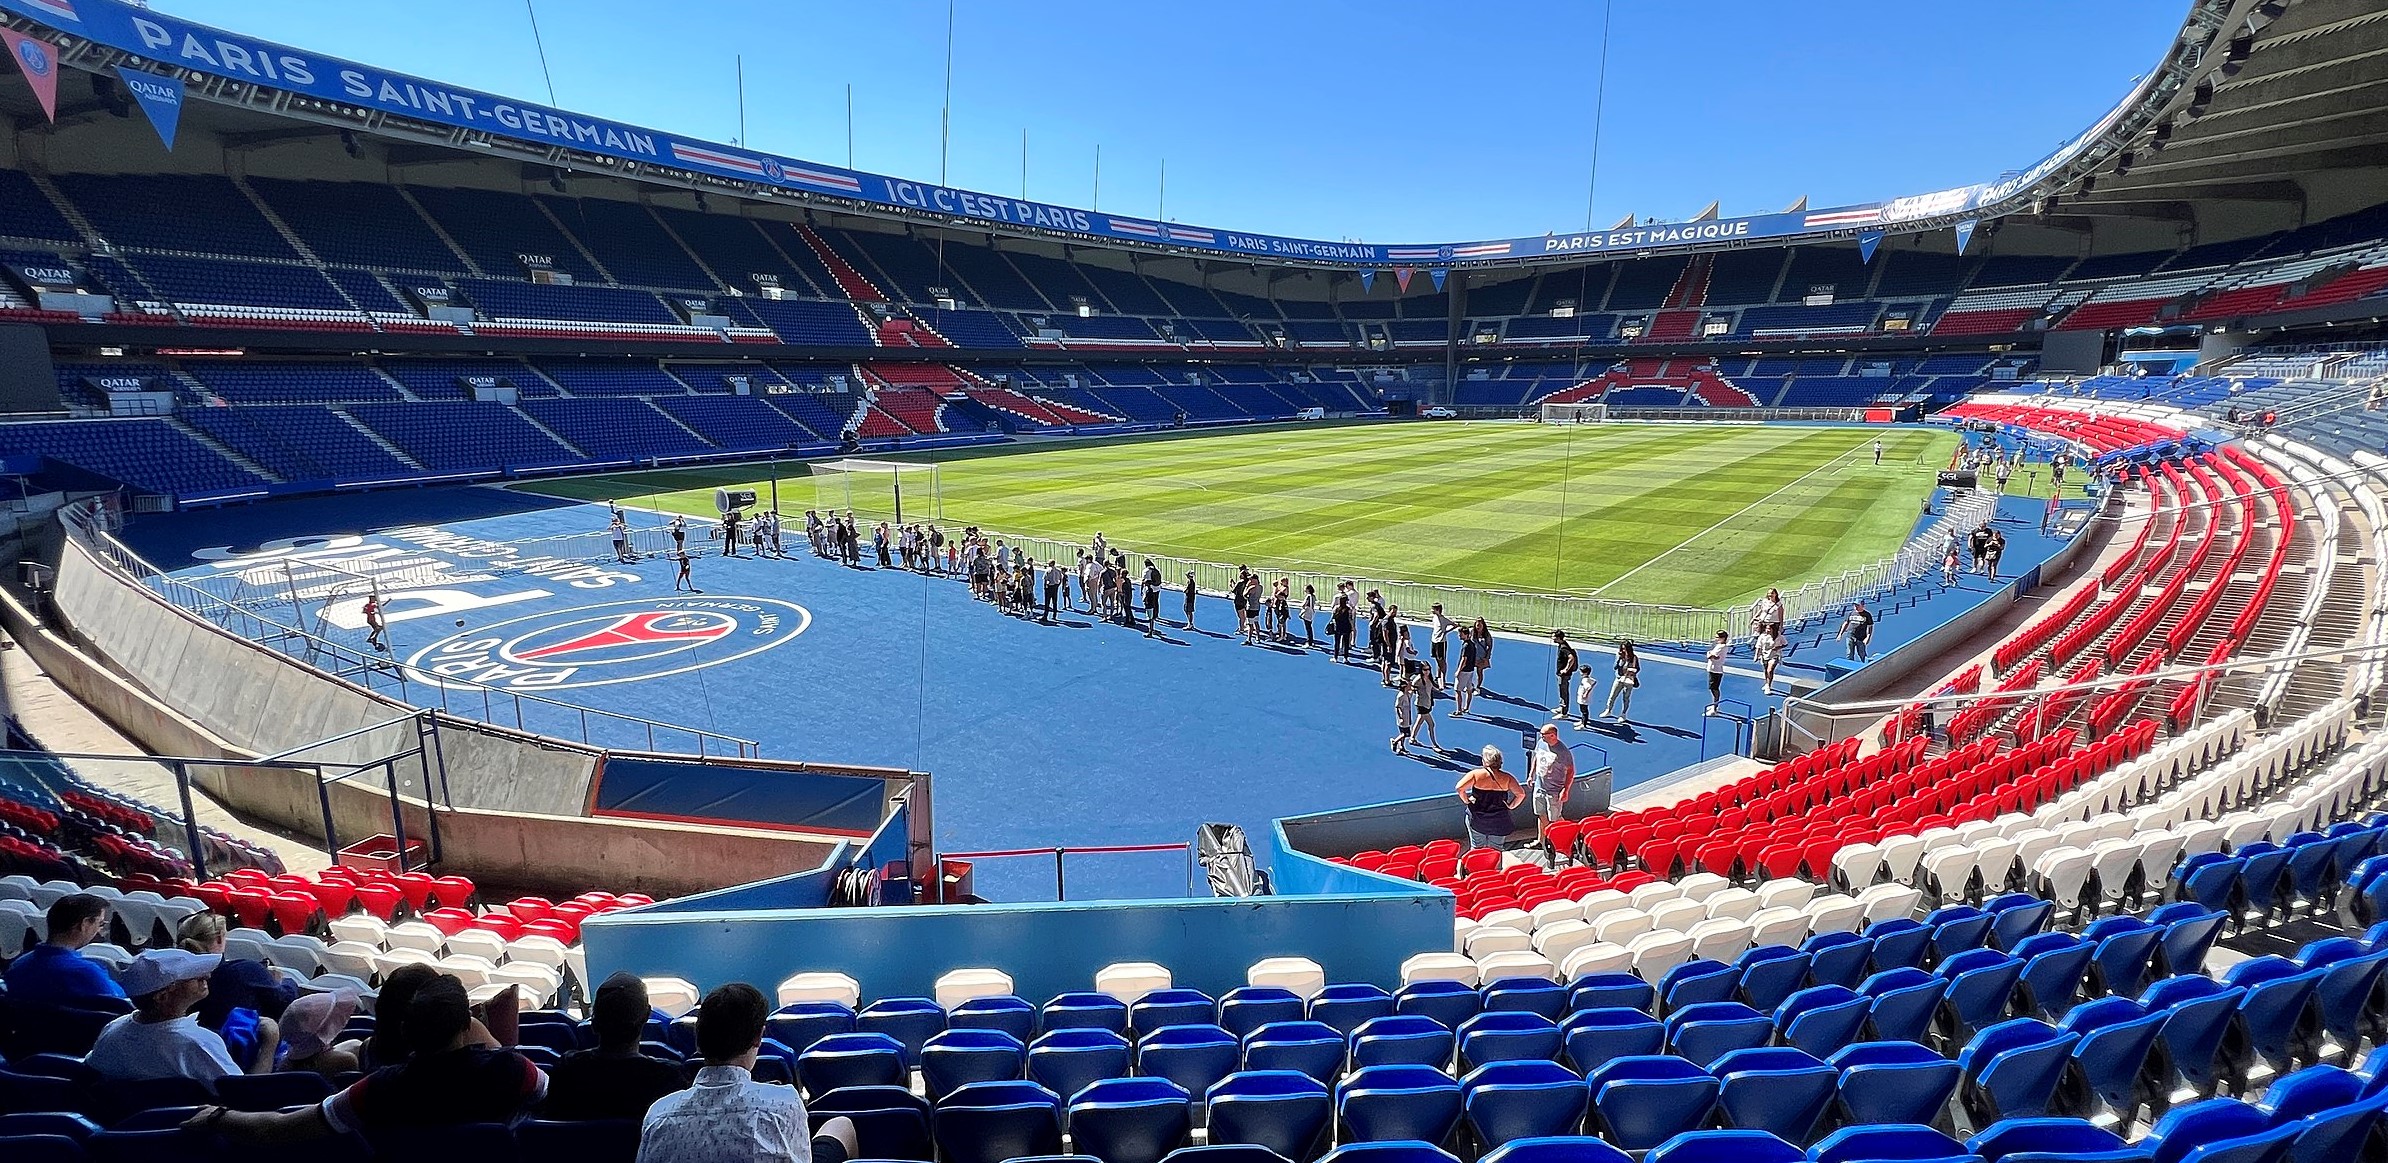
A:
[517,421,1960,609]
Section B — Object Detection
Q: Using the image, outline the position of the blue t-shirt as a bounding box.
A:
[4,943,129,1009]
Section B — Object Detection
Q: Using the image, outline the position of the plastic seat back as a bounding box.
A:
[1069,1076,1193,1163]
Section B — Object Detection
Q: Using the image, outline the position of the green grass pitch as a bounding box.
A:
[517,421,1960,609]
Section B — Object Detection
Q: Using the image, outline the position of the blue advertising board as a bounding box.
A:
[1,0,2152,268]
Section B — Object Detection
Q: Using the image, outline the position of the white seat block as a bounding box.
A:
[777,971,862,1010]
[937,967,1020,1010]
[1401,952,1481,988]
[643,976,703,1018]
[1559,942,1634,982]
[1247,956,1327,1000]
[1093,962,1170,1007]
[1625,933,1696,983]
[1475,950,1558,983]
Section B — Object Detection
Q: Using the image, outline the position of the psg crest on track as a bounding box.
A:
[407,597,809,690]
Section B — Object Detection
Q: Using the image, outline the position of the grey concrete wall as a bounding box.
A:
[5,578,833,897]
[52,540,595,816]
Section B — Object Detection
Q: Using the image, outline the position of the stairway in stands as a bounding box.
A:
[1645,255,1713,341]
[794,225,888,303]
[877,314,954,348]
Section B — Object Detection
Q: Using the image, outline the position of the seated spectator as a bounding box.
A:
[178,912,289,1071]
[193,975,546,1143]
[338,961,436,1071]
[637,982,855,1163]
[85,948,249,1083]
[276,989,361,1077]
[3,893,129,1010]
[542,972,687,1121]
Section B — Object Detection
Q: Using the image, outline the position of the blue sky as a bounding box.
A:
[156,0,2187,243]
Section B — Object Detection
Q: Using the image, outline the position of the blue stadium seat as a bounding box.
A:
[1647,1131,1803,1163]
[1137,1025,1240,1100]
[0,1134,85,1163]
[2145,976,2246,1099]
[771,1001,860,1055]
[1485,1137,1635,1163]
[1831,1041,1960,1126]
[1070,1077,1193,1163]
[1457,1011,1563,1069]
[1584,1056,1718,1152]
[517,1118,641,1163]
[1349,1015,1455,1070]
[1811,1124,1970,1163]
[1867,920,1934,975]
[1394,980,1480,1031]
[2060,997,2166,1127]
[2149,904,2227,979]
[2256,1065,2385,1163]
[1710,1047,1834,1144]
[1206,1071,1331,1163]
[2223,957,2324,1081]
[1460,1060,1589,1147]
[1483,978,1568,1020]
[1044,992,1132,1035]
[799,1032,908,1096]
[1565,975,1655,1016]
[2294,939,2388,1060]
[1775,986,1870,1059]
[1735,947,1812,1013]
[1657,960,1739,1012]
[808,1085,934,1162]
[1938,949,2027,1041]
[1317,1143,1460,1163]
[948,995,1036,1043]
[1965,1118,2145,1163]
[2012,934,2094,1020]
[1242,1021,1347,1085]
[932,1080,1064,1163]
[1960,1019,2079,1123]
[1986,894,2056,952]
[1803,933,1874,991]
[215,1071,333,1112]
[1222,988,1308,1040]
[1559,1008,1665,1073]
[921,1028,1028,1099]
[1163,1146,1294,1163]
[2140,1098,2298,1163]
[1335,1064,1463,1145]
[1132,989,1220,1035]
[1310,984,1397,1036]
[1663,1003,1772,1069]
[2083,918,2163,998]
[1029,1027,1134,1102]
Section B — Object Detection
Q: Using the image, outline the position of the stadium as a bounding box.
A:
[0,0,2383,1158]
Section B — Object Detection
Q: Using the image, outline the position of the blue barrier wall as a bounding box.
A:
[1272,794,1468,882]
[592,756,890,835]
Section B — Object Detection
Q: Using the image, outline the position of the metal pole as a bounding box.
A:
[1054,848,1066,901]
[735,54,747,145]
[846,84,854,169]
[1093,144,1101,211]
[317,771,341,868]
[385,761,411,871]
[173,761,209,881]
[1158,158,1166,222]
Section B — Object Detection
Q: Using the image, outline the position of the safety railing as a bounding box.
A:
[60,503,760,759]
[941,842,1197,901]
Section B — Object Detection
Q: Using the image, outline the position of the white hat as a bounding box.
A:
[120,948,219,997]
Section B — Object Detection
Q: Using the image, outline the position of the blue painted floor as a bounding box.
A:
[124,486,2075,902]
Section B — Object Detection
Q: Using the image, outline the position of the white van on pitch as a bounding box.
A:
[1294,406,1327,420]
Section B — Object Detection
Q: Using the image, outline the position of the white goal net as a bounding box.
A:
[1539,402,1610,424]
[807,458,945,523]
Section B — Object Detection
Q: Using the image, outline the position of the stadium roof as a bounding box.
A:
[0,0,2381,269]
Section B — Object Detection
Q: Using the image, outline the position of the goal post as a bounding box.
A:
[1539,402,1610,425]
[806,458,944,524]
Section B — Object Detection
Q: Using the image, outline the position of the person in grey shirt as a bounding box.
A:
[638,983,855,1163]
[1528,723,1575,851]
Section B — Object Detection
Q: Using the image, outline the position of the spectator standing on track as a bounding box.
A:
[611,514,634,564]
[1456,747,1524,851]
[1454,629,1483,717]
[1228,572,1249,639]
[751,516,769,558]
[669,515,687,556]
[1602,640,1640,721]
[1142,559,1162,636]
[1529,723,1575,850]
[1390,661,1418,754]
[1270,579,1291,643]
[1840,601,1876,662]
[1750,588,1784,639]
[1183,571,1199,629]
[719,511,741,559]
[1573,665,1598,728]
[1042,560,1062,624]
[1429,603,1455,688]
[1405,662,1443,752]
[1300,584,1319,647]
[1703,631,1730,717]
[873,522,892,568]
[1984,528,2007,582]
[1756,627,1785,696]
[1472,618,1495,693]
[1330,583,1356,661]
[363,593,388,652]
[1943,538,1962,586]
[1994,459,2012,494]
[1969,523,1991,574]
[1245,578,1268,646]
[928,525,946,573]
[1551,630,1578,716]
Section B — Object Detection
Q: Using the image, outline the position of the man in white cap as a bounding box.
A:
[85,948,244,1082]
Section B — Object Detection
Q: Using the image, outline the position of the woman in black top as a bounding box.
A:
[1456,747,1524,850]
[1552,630,1578,716]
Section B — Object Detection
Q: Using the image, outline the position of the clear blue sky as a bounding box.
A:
[156,0,2187,243]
